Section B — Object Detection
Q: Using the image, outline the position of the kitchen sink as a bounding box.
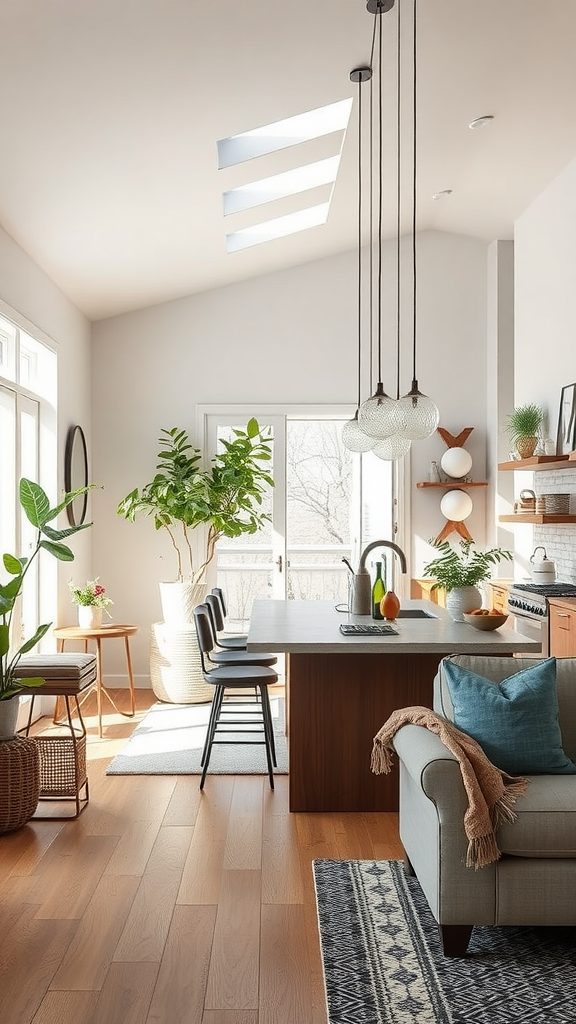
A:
[395,609,436,618]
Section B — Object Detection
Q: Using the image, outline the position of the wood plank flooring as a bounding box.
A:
[0,688,403,1024]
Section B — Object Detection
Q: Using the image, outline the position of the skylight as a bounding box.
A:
[217,99,353,169]
[218,99,352,252]
[226,204,330,253]
[223,157,341,216]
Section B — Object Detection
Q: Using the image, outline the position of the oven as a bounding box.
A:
[506,583,576,658]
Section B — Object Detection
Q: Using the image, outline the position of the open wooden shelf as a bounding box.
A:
[416,481,487,489]
[499,514,576,524]
[498,456,573,472]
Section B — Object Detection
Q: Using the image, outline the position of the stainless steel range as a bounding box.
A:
[507,582,576,656]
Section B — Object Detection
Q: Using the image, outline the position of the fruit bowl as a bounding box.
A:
[462,610,508,631]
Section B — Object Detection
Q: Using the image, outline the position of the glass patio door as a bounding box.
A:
[201,407,397,629]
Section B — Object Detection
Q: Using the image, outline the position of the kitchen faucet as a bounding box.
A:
[351,540,408,615]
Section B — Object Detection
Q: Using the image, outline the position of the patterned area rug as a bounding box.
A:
[313,859,576,1024]
[106,695,287,775]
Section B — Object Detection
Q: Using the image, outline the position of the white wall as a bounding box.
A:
[92,229,490,682]
[513,155,576,583]
[0,223,92,626]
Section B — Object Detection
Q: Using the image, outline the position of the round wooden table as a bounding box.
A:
[53,624,138,738]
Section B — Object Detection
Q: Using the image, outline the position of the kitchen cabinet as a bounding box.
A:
[410,578,447,607]
[485,579,513,614]
[549,598,576,657]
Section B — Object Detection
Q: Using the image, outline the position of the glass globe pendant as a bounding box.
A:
[341,411,377,453]
[358,383,404,439]
[397,380,440,440]
[372,433,411,461]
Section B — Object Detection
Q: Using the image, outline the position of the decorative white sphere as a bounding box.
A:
[440,489,473,522]
[440,447,473,479]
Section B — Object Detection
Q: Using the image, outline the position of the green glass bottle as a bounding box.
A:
[372,561,386,620]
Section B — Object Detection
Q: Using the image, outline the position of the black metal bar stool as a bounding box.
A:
[207,590,249,650]
[193,605,278,790]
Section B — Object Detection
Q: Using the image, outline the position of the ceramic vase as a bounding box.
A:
[445,585,482,622]
[78,605,103,629]
[0,695,20,741]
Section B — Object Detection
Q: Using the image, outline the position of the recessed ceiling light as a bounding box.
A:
[432,189,452,201]
[468,115,494,130]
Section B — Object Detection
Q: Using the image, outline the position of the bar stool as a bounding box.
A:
[208,590,248,650]
[197,603,277,668]
[193,605,278,790]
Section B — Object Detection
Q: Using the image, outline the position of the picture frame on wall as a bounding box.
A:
[556,382,576,455]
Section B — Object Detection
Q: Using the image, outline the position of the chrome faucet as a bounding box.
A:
[351,540,408,615]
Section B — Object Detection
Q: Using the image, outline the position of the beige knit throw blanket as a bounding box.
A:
[371,706,529,870]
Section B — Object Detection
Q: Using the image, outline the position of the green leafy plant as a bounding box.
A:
[0,479,92,701]
[117,418,274,583]
[506,403,543,445]
[422,539,512,592]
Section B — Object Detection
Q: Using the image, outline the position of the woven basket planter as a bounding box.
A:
[150,622,213,704]
[0,736,40,833]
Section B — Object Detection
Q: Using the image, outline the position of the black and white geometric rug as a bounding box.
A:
[106,695,287,776]
[313,859,576,1024]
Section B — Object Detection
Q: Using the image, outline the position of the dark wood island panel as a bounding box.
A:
[287,651,442,812]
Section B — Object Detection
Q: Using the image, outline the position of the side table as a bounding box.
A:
[53,624,138,737]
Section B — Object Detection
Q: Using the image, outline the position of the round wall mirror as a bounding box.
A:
[64,425,88,526]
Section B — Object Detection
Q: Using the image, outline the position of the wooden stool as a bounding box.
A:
[15,653,97,818]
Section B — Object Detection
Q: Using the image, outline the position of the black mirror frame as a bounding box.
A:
[64,425,89,526]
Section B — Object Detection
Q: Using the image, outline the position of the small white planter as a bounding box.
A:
[445,585,483,622]
[78,606,103,629]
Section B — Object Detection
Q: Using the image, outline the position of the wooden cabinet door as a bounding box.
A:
[549,601,576,657]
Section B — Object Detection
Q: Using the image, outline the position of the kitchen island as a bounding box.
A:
[247,599,541,812]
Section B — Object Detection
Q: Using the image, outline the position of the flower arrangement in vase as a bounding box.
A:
[68,578,113,629]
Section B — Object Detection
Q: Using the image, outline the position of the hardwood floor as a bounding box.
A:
[0,688,403,1024]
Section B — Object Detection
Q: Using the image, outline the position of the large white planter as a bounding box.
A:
[159,581,206,624]
[0,695,20,741]
[150,622,213,704]
[445,585,483,622]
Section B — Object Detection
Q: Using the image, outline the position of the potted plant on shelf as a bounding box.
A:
[0,478,92,741]
[422,539,512,621]
[506,403,543,459]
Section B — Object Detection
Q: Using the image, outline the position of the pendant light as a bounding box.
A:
[397,0,439,440]
[342,64,376,454]
[373,0,411,461]
[358,0,403,442]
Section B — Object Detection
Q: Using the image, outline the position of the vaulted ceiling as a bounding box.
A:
[1,0,575,321]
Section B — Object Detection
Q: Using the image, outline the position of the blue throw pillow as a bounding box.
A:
[443,657,576,775]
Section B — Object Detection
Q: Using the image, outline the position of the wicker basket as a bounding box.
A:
[538,493,571,515]
[150,622,213,704]
[35,734,87,798]
[0,736,40,833]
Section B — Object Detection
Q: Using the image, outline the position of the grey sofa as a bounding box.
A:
[392,655,576,956]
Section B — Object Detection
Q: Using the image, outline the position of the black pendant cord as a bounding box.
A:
[395,0,402,400]
[411,0,418,391]
[376,5,384,386]
[356,75,363,411]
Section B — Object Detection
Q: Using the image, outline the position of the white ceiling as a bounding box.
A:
[1,0,576,322]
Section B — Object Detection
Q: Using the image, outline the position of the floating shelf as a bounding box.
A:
[498,456,572,472]
[499,514,576,524]
[416,481,487,489]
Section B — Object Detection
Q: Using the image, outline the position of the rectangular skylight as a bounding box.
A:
[226,204,330,253]
[218,99,353,168]
[223,156,340,216]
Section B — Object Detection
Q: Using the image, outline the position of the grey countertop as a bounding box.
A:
[246,599,542,655]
